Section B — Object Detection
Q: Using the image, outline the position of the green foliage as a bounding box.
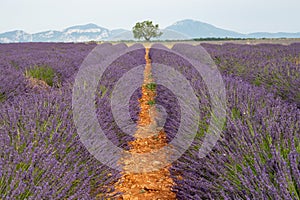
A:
[10,60,20,70]
[25,65,58,87]
[253,76,262,86]
[0,91,6,102]
[231,107,241,120]
[147,100,155,106]
[98,85,108,98]
[214,56,222,65]
[132,21,163,41]
[146,82,157,91]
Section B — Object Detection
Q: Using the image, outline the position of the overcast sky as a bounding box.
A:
[1,0,299,33]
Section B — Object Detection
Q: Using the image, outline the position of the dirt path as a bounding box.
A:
[112,48,176,200]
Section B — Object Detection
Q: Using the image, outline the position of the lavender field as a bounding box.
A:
[0,42,299,199]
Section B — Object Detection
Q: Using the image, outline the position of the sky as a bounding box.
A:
[1,0,299,34]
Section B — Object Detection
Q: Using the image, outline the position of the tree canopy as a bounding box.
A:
[132,21,163,41]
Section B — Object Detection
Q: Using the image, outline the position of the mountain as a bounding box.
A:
[165,19,244,38]
[0,30,32,43]
[110,29,128,36]
[61,23,110,42]
[0,23,111,43]
[32,30,63,42]
[165,19,300,39]
[1,20,300,43]
[246,32,300,38]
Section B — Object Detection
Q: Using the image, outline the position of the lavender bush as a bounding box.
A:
[1,41,298,199]
[95,44,146,149]
[202,43,300,106]
[0,89,117,199]
[0,43,145,199]
[150,44,300,199]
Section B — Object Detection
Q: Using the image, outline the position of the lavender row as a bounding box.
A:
[0,43,96,102]
[0,88,117,199]
[0,43,96,84]
[149,45,300,199]
[95,44,145,149]
[0,43,145,199]
[202,43,300,106]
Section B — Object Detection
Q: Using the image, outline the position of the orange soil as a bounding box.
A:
[112,48,177,200]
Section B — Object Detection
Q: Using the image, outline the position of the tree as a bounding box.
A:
[132,21,163,41]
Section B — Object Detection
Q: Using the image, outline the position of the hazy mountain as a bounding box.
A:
[61,23,110,42]
[0,30,32,43]
[246,32,300,38]
[107,30,134,41]
[1,19,300,43]
[159,29,190,40]
[110,29,128,36]
[0,23,111,43]
[165,19,300,39]
[32,30,63,42]
[165,19,244,38]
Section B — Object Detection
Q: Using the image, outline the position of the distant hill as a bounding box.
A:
[0,23,111,43]
[246,32,300,38]
[165,19,244,38]
[0,30,32,43]
[1,20,300,43]
[165,19,300,39]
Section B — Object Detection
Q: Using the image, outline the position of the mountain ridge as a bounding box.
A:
[1,20,300,43]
